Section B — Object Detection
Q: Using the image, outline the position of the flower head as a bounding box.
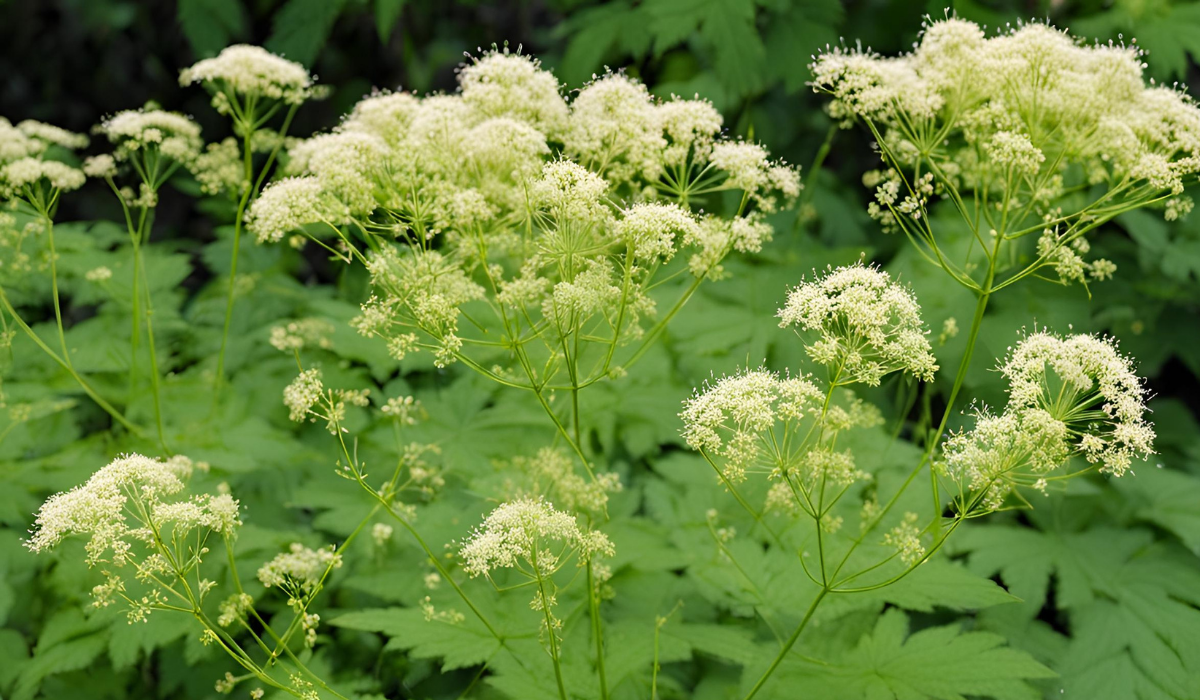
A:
[96,109,203,164]
[459,497,613,578]
[16,120,89,150]
[565,73,664,184]
[286,131,388,215]
[941,331,1154,515]
[710,141,802,213]
[531,159,610,222]
[998,331,1153,476]
[27,454,238,566]
[459,49,567,136]
[680,368,824,482]
[615,202,698,262]
[778,263,938,384]
[1,158,85,196]
[257,543,342,598]
[657,97,723,166]
[247,176,350,243]
[180,45,315,105]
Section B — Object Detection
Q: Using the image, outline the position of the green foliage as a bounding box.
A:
[3,2,1200,700]
[780,608,1055,700]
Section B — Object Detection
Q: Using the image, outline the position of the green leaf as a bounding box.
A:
[107,611,188,670]
[374,0,405,43]
[177,0,247,58]
[700,0,767,96]
[962,524,1200,698]
[557,1,649,86]
[778,608,1055,700]
[643,0,767,96]
[874,559,1021,613]
[764,0,842,93]
[265,0,347,67]
[328,607,501,671]
[1118,463,1200,555]
[12,609,109,700]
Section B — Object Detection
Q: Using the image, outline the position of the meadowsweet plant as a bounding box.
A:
[812,16,1200,299]
[10,13,1194,700]
[23,452,362,699]
[656,15,1186,697]
[250,48,800,468]
[459,498,615,699]
[682,266,1156,699]
[179,44,322,399]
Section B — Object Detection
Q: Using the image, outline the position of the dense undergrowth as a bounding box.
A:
[2,2,1200,700]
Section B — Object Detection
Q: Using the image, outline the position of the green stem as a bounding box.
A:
[531,546,569,700]
[586,559,609,700]
[42,219,73,369]
[741,587,829,700]
[0,287,144,436]
[131,208,170,454]
[213,128,257,405]
[129,223,142,405]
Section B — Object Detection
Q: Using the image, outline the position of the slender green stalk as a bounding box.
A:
[42,219,72,369]
[0,288,144,436]
[131,208,170,453]
[741,587,829,700]
[213,128,257,405]
[586,558,609,700]
[531,545,570,700]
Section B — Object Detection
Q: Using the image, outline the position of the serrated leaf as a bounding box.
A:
[873,559,1021,613]
[177,0,247,58]
[265,0,347,67]
[962,524,1200,698]
[328,606,501,671]
[778,608,1055,700]
[107,611,188,670]
[643,0,767,96]
[13,609,109,700]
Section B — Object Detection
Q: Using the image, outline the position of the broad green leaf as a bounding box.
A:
[777,608,1055,700]
[265,0,347,67]
[177,0,247,58]
[328,606,501,671]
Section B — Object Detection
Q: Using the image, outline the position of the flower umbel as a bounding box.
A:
[778,263,938,385]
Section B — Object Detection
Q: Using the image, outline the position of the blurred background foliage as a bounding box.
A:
[2,0,1200,699]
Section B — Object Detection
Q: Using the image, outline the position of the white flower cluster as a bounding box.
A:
[778,263,938,385]
[459,497,614,579]
[0,117,89,198]
[26,454,240,567]
[247,49,798,372]
[268,318,335,352]
[180,44,316,108]
[680,367,879,495]
[0,117,88,163]
[681,368,824,483]
[247,177,351,243]
[257,543,343,604]
[999,332,1154,476]
[512,447,623,514]
[812,17,1200,214]
[282,368,371,432]
[942,331,1154,513]
[1,158,86,196]
[380,395,423,425]
[95,109,204,165]
[883,512,926,566]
